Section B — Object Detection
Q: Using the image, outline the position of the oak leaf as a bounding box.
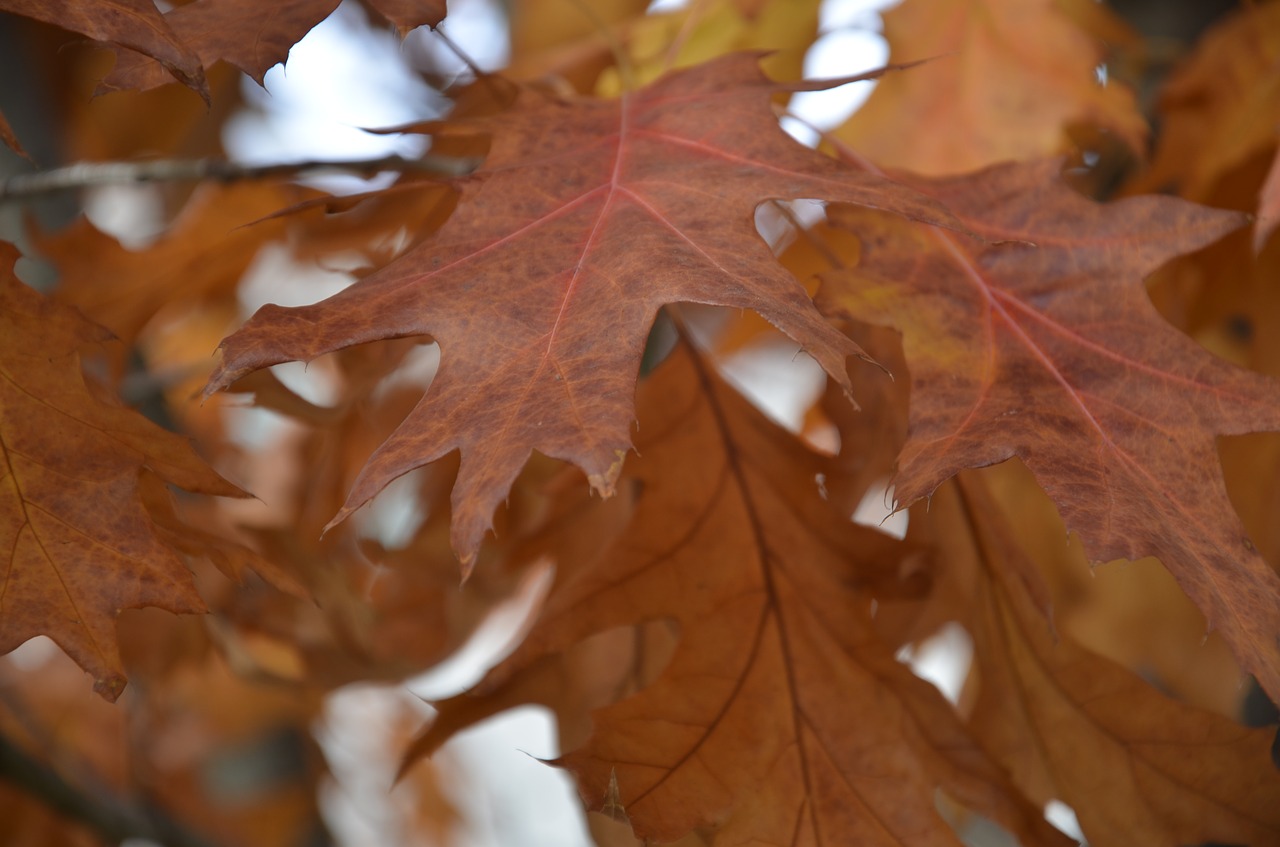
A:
[408,340,1070,847]
[818,158,1280,706]
[209,339,553,687]
[925,472,1280,847]
[505,0,653,89]
[205,54,960,570]
[593,0,822,95]
[97,0,445,94]
[98,0,339,93]
[777,219,909,514]
[1133,1,1280,203]
[0,244,242,700]
[0,0,207,97]
[945,460,1246,715]
[35,183,323,352]
[833,0,1145,175]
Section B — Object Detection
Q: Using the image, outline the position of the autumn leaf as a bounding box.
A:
[200,335,561,687]
[817,158,1280,707]
[205,53,962,570]
[409,339,1071,847]
[1132,1,1280,203]
[776,218,910,514]
[593,0,822,95]
[922,471,1280,847]
[504,0,651,90]
[35,183,323,351]
[9,2,1280,843]
[833,0,1145,175]
[98,0,339,93]
[0,243,242,700]
[97,0,446,94]
[0,0,207,98]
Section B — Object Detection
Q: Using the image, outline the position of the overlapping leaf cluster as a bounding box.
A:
[1,1,1279,845]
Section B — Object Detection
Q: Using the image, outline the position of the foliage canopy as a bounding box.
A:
[1,1,1279,845]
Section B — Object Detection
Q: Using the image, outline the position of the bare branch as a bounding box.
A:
[0,729,224,847]
[0,153,481,204]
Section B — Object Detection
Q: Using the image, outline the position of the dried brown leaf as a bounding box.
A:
[819,158,1280,706]
[833,0,1145,175]
[206,54,962,571]
[934,472,1280,847]
[406,340,1069,847]
[0,244,242,699]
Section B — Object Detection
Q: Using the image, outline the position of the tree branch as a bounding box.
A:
[0,729,223,847]
[0,153,481,203]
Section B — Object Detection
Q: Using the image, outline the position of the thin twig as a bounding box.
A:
[0,729,223,847]
[429,25,485,79]
[0,153,481,204]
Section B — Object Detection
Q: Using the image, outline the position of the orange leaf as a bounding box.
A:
[0,0,207,98]
[96,0,447,94]
[1133,1,1280,203]
[818,159,1280,706]
[0,243,242,700]
[97,0,341,92]
[833,0,1145,176]
[931,472,1280,847]
[205,54,962,570]
[409,340,1070,847]
[36,183,322,350]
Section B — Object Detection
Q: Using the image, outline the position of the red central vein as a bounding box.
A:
[991,285,1266,404]
[935,228,1118,449]
[413,184,606,289]
[932,229,1249,564]
[497,98,633,445]
[937,227,1129,531]
[539,93,632,366]
[934,233,998,442]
